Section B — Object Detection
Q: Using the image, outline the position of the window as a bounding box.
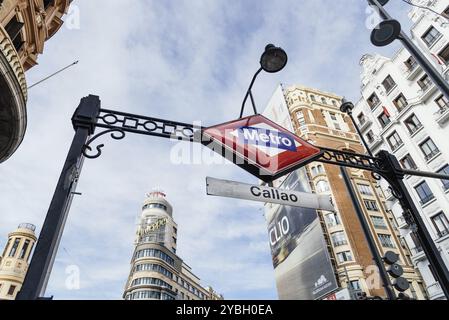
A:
[131,277,173,290]
[422,26,441,47]
[321,97,327,105]
[437,165,449,190]
[135,249,175,266]
[317,165,324,174]
[357,113,366,126]
[5,15,24,52]
[419,138,440,161]
[331,231,348,247]
[310,95,316,102]
[382,75,396,94]
[438,43,449,65]
[134,263,173,279]
[378,234,395,248]
[371,216,388,229]
[405,56,418,71]
[2,239,11,258]
[8,238,20,257]
[358,184,373,196]
[387,131,403,151]
[400,154,417,170]
[364,200,379,211]
[316,180,330,193]
[415,181,434,205]
[325,212,341,227]
[332,100,337,106]
[378,112,391,128]
[43,0,53,9]
[19,240,30,259]
[7,285,16,296]
[329,112,337,121]
[431,212,449,238]
[296,111,306,126]
[435,95,449,110]
[367,93,381,109]
[142,203,167,211]
[418,75,433,92]
[393,94,408,112]
[366,130,375,143]
[350,280,361,291]
[404,114,422,134]
[337,251,353,263]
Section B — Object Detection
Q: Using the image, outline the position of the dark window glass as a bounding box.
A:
[8,238,20,257]
[437,165,449,190]
[414,181,434,205]
[419,138,440,161]
[422,26,441,47]
[382,75,396,93]
[367,93,381,109]
[393,94,408,112]
[418,75,433,91]
[400,154,417,170]
[387,131,403,151]
[19,240,30,259]
[378,112,391,128]
[404,114,422,134]
[435,95,449,110]
[431,212,449,238]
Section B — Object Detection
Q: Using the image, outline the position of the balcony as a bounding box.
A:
[367,135,383,150]
[426,282,444,300]
[358,118,372,132]
[396,216,409,229]
[434,106,449,127]
[0,24,28,163]
[424,149,441,162]
[406,63,422,80]
[418,82,438,101]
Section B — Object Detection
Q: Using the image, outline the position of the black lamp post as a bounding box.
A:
[239,44,288,118]
[340,99,449,299]
[368,0,449,102]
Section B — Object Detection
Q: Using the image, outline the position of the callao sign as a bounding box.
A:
[202,115,322,181]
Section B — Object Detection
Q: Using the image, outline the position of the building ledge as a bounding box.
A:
[0,25,28,163]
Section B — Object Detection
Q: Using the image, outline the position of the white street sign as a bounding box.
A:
[206,177,334,211]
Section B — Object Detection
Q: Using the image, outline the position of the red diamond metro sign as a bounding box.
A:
[201,114,323,182]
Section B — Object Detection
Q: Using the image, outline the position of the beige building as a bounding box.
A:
[123,191,223,301]
[0,223,37,300]
[0,0,72,162]
[279,84,427,299]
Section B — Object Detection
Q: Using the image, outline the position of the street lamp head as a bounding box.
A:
[340,98,354,115]
[371,19,401,47]
[260,44,288,73]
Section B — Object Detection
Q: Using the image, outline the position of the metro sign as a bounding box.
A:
[202,115,323,182]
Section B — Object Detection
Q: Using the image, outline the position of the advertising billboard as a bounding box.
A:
[266,169,338,300]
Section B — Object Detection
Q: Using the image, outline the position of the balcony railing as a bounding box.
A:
[407,124,422,135]
[437,229,449,238]
[434,106,449,126]
[424,149,440,162]
[390,142,403,152]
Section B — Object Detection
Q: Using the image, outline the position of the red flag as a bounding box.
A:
[383,106,390,117]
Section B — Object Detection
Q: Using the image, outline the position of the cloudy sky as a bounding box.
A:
[0,0,415,300]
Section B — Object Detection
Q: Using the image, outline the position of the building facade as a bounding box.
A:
[123,191,223,301]
[0,223,36,300]
[353,0,449,300]
[0,0,72,162]
[274,84,427,299]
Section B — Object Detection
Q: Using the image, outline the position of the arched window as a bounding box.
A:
[316,180,330,193]
[310,95,316,102]
[321,97,327,105]
[311,167,318,176]
[317,165,324,174]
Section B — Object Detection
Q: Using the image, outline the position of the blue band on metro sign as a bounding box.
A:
[238,126,297,152]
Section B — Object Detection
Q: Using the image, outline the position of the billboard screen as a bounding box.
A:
[266,169,338,300]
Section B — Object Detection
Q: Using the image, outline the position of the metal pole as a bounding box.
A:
[368,0,449,102]
[240,68,262,118]
[348,112,373,157]
[340,166,396,300]
[378,151,449,299]
[16,95,101,300]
